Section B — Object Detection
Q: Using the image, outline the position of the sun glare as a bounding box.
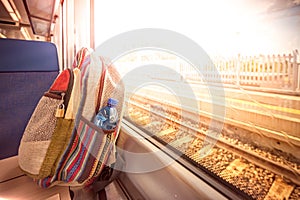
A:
[94,0,300,58]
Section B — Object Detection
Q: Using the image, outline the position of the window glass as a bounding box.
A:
[94,1,300,199]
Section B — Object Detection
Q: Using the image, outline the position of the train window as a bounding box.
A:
[93,1,300,199]
[112,49,299,199]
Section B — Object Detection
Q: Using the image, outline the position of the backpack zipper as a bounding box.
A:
[95,58,107,112]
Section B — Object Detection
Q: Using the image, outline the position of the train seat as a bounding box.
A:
[0,38,59,159]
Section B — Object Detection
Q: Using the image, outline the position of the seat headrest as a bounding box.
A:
[0,38,59,72]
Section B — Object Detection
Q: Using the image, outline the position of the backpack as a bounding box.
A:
[18,48,124,188]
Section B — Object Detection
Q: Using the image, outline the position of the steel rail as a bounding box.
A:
[127,98,300,186]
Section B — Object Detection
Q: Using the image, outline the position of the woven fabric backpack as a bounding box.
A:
[18,49,124,188]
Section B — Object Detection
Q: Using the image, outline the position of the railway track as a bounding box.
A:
[125,96,300,200]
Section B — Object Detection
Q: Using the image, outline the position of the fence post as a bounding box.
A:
[236,54,240,86]
[271,54,275,85]
[282,54,287,88]
[287,53,293,89]
[293,49,299,92]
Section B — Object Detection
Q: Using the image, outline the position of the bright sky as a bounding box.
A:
[94,0,300,58]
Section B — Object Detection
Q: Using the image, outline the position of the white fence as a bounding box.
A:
[180,50,300,94]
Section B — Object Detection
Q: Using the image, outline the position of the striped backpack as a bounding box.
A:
[18,48,124,188]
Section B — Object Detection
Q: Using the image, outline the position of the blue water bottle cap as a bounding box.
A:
[108,98,118,106]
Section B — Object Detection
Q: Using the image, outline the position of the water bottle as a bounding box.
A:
[94,98,118,131]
